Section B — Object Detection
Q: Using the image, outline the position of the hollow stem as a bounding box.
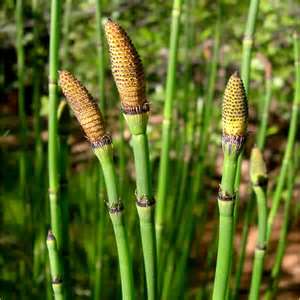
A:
[94,146,135,300]
[249,186,267,300]
[131,133,157,300]
[267,32,300,241]
[156,0,183,255]
[212,152,238,300]
[48,0,66,298]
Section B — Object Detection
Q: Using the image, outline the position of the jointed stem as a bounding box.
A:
[213,153,238,300]
[267,32,300,241]
[156,0,183,255]
[249,186,267,300]
[95,147,135,300]
[131,133,157,300]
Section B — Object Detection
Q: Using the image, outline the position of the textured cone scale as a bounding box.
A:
[104,19,148,113]
[59,70,107,145]
[222,72,248,137]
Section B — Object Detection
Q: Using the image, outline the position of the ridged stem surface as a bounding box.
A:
[249,186,267,300]
[212,153,237,300]
[266,33,300,241]
[131,133,157,300]
[233,1,260,296]
[264,161,295,300]
[156,0,183,255]
[48,0,65,299]
[95,147,135,300]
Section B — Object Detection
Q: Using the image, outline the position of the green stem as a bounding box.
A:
[131,133,157,300]
[47,231,65,300]
[212,153,238,300]
[156,0,183,255]
[241,0,260,94]
[267,32,300,241]
[264,160,296,300]
[249,186,267,300]
[48,0,66,298]
[95,146,135,300]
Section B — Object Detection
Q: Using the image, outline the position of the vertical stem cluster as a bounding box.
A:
[156,0,183,255]
[104,19,157,299]
[59,70,135,300]
[264,159,296,300]
[266,32,300,241]
[233,1,260,297]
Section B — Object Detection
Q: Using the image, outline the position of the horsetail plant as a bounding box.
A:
[267,32,300,241]
[156,0,183,256]
[59,70,135,300]
[264,156,297,300]
[48,0,67,298]
[233,1,260,296]
[212,72,248,300]
[47,231,65,300]
[104,19,157,300]
[249,147,268,300]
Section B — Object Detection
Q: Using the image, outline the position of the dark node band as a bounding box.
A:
[218,187,236,201]
[253,176,268,188]
[136,195,156,207]
[91,134,112,149]
[107,201,124,214]
[52,278,63,284]
[256,244,266,251]
[121,102,150,115]
[47,230,55,241]
[222,134,246,154]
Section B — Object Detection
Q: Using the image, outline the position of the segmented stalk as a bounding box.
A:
[212,73,248,300]
[59,71,135,300]
[48,0,66,298]
[156,0,183,256]
[104,20,157,300]
[249,148,268,300]
[266,32,300,241]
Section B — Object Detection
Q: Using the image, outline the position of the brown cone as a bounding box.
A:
[104,19,148,114]
[59,70,107,145]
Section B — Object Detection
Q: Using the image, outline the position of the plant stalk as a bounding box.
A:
[266,32,300,241]
[156,0,183,255]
